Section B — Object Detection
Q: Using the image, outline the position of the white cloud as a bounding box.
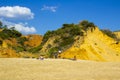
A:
[1,19,36,34]
[13,23,36,34]
[0,6,34,20]
[41,5,57,12]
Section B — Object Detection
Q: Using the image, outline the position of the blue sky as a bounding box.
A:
[0,0,120,35]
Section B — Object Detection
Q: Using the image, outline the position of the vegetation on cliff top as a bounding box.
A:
[38,20,97,57]
[0,20,119,58]
[0,21,41,56]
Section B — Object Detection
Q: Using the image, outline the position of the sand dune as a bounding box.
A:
[0,58,120,80]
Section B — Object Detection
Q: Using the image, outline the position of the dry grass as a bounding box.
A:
[0,58,120,80]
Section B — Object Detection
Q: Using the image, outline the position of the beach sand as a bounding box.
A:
[0,58,120,80]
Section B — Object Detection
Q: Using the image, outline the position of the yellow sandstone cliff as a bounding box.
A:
[60,27,120,61]
[0,34,43,58]
[114,31,120,39]
[24,34,42,47]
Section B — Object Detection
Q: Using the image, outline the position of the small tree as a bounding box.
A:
[2,25,8,29]
[48,47,58,58]
[79,20,96,31]
[79,20,89,28]
[0,40,3,45]
[0,21,3,28]
[101,29,117,39]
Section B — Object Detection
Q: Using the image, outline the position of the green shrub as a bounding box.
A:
[12,46,25,52]
[47,44,52,49]
[101,29,117,39]
[48,47,59,58]
[4,28,22,38]
[60,36,74,47]
[54,38,59,43]
[17,37,28,45]
[28,45,42,53]
[0,21,3,28]
[0,27,22,39]
[0,40,2,45]
[0,32,9,39]
[79,20,96,31]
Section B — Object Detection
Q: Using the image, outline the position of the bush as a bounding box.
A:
[79,20,96,31]
[0,32,9,39]
[54,38,59,43]
[0,21,22,39]
[70,25,83,36]
[2,28,20,38]
[17,37,28,45]
[0,27,22,39]
[47,44,52,49]
[48,47,59,58]
[28,45,42,53]
[0,40,2,45]
[101,29,117,39]
[60,36,74,47]
[41,30,54,45]
[0,21,3,28]
[12,46,25,52]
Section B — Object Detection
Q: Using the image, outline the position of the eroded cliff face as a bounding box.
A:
[114,31,120,40]
[60,27,120,61]
[0,48,19,58]
[24,34,43,47]
[0,34,43,58]
[0,21,119,61]
[0,40,19,58]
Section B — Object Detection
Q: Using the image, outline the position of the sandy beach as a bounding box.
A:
[0,58,120,80]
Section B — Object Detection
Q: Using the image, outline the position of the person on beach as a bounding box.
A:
[39,56,44,60]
